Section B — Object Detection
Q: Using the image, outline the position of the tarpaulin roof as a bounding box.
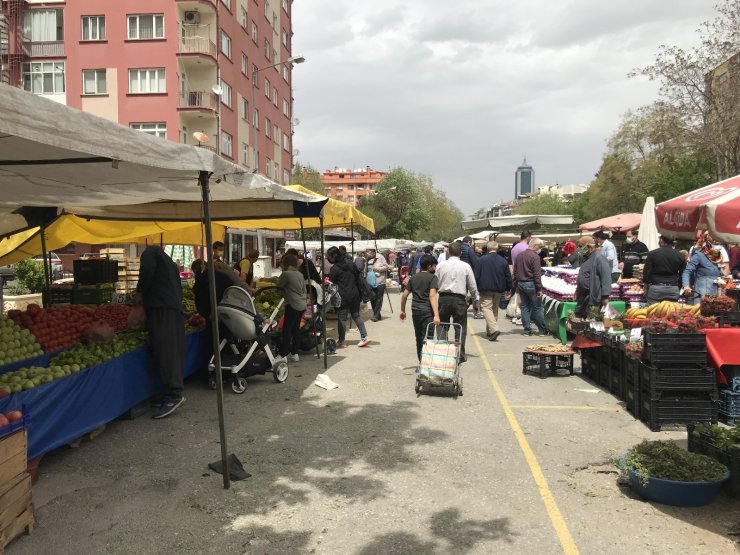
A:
[578,213,641,233]
[656,175,740,243]
[0,83,326,234]
[461,215,574,231]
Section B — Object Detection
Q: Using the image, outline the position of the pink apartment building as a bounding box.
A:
[1,0,299,264]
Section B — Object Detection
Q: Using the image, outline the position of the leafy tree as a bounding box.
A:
[358,168,432,238]
[514,193,571,216]
[416,177,464,242]
[13,259,45,294]
[291,162,325,194]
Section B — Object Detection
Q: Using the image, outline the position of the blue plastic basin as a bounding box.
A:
[627,468,730,507]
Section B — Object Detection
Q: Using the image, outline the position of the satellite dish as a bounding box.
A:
[193,131,209,143]
[211,83,223,96]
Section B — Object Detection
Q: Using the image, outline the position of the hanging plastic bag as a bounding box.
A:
[127,305,147,330]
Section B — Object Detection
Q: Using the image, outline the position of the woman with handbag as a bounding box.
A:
[327,246,371,349]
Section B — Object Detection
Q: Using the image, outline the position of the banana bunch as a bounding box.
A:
[626,301,700,320]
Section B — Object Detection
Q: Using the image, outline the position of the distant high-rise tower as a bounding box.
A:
[515,156,535,198]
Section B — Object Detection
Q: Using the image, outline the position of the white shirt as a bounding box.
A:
[435,256,478,297]
[600,239,619,273]
[437,251,447,264]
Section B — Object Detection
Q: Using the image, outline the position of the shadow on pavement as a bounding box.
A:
[358,508,517,554]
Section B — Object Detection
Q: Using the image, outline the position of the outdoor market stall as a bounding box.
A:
[0,83,328,490]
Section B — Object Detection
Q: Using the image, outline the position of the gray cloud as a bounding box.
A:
[292,0,718,216]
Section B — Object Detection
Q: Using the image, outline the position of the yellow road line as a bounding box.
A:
[510,404,622,412]
[470,324,580,555]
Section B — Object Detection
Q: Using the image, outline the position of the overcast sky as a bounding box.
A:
[291,0,717,216]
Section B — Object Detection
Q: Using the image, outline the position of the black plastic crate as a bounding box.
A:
[523,351,575,379]
[624,356,640,415]
[719,390,740,423]
[688,424,740,498]
[642,331,707,366]
[73,259,119,285]
[580,348,600,382]
[716,312,740,327]
[46,287,73,305]
[640,392,718,432]
[610,360,626,400]
[72,285,114,305]
[639,361,718,394]
[598,361,611,389]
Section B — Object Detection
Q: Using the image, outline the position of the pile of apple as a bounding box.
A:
[0,365,78,395]
[94,304,132,333]
[8,304,99,352]
[50,333,148,372]
[0,316,44,366]
[0,410,23,429]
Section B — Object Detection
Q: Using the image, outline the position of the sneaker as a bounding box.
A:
[338,343,349,349]
[287,353,300,363]
[537,330,549,337]
[357,337,371,348]
[489,331,501,342]
[152,396,185,419]
[370,317,378,322]
[523,331,533,336]
[512,318,522,326]
[473,312,484,319]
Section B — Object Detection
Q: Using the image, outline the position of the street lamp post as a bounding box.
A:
[251,55,305,175]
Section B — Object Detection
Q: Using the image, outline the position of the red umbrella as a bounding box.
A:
[578,213,641,233]
[656,175,740,243]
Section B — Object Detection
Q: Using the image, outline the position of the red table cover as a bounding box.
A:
[702,328,740,384]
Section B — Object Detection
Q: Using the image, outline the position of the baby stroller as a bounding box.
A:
[415,322,464,398]
[295,280,338,355]
[208,286,289,394]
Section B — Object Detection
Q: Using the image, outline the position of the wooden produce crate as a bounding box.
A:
[0,430,33,553]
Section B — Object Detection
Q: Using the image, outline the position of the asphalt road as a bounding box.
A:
[8,289,740,554]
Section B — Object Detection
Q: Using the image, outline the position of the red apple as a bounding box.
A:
[0,415,8,427]
[6,411,23,423]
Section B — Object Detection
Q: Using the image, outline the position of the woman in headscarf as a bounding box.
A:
[681,231,723,304]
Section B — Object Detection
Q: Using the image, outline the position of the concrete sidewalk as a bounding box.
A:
[8,290,740,554]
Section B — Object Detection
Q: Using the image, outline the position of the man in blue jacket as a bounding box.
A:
[474,241,513,341]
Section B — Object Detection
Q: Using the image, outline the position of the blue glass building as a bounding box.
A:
[515,156,535,198]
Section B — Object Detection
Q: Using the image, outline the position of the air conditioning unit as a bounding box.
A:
[184,11,200,25]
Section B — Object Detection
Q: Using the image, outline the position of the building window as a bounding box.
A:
[253,108,259,129]
[282,132,290,151]
[272,88,278,106]
[82,69,106,95]
[265,118,271,138]
[252,64,259,86]
[264,78,270,97]
[281,29,288,47]
[241,52,248,75]
[240,97,249,121]
[242,143,249,166]
[272,49,277,65]
[250,22,257,43]
[23,9,63,41]
[221,0,231,10]
[131,122,166,138]
[264,38,270,59]
[220,30,231,58]
[220,80,232,108]
[240,7,248,29]
[127,14,164,40]
[221,131,233,157]
[265,157,272,178]
[282,98,290,117]
[81,16,105,41]
[282,65,289,82]
[283,169,290,184]
[273,124,279,144]
[22,61,65,95]
[264,1,270,19]
[128,68,166,93]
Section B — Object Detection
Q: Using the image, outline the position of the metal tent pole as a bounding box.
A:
[350,219,355,256]
[39,221,51,307]
[199,170,230,490]
[320,216,327,369]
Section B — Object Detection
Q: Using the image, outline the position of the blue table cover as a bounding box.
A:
[0,331,204,459]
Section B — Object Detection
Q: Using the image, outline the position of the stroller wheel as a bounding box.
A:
[208,375,217,390]
[415,380,422,394]
[231,376,248,394]
[458,377,464,396]
[273,360,289,383]
[326,338,337,355]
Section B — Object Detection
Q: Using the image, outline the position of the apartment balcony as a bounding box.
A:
[178,35,216,61]
[23,41,64,58]
[178,90,217,111]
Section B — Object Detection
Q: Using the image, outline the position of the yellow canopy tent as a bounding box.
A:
[0,185,374,265]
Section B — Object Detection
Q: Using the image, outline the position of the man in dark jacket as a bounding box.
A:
[474,240,512,341]
[574,236,612,318]
[327,247,370,348]
[408,247,423,276]
[135,246,185,419]
[643,235,685,304]
[461,236,483,318]
[620,229,649,279]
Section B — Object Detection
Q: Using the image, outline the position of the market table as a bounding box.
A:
[702,328,740,385]
[0,331,204,459]
[542,295,626,344]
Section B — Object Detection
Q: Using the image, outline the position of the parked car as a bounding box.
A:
[32,253,63,279]
[0,265,15,286]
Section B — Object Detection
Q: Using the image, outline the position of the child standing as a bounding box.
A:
[399,254,441,361]
[276,253,307,362]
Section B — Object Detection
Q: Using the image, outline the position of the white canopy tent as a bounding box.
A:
[461,214,574,231]
[0,84,329,490]
[285,238,428,252]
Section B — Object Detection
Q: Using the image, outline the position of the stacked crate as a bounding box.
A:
[0,428,33,552]
[114,257,140,297]
[639,331,718,431]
